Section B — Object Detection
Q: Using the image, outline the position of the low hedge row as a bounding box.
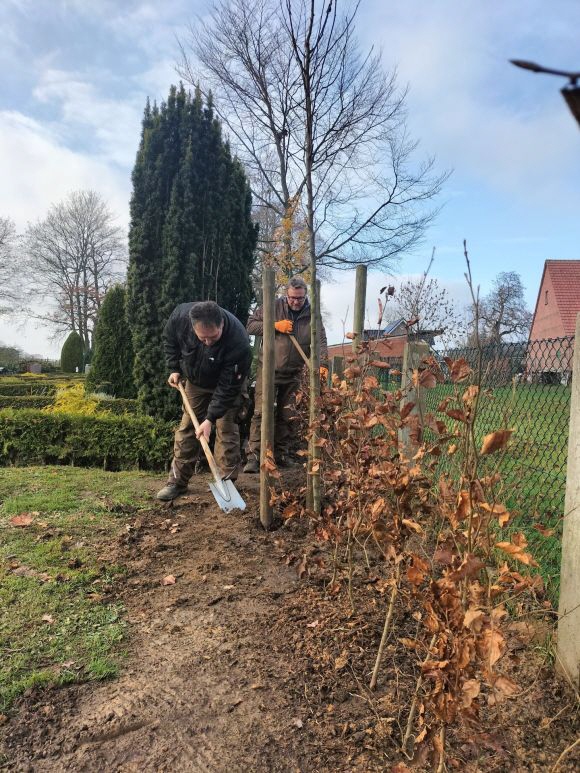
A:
[0,396,139,414]
[0,383,58,396]
[95,398,139,415]
[0,396,54,410]
[0,409,173,470]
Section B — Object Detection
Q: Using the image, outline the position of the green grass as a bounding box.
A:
[419,382,569,606]
[0,466,160,713]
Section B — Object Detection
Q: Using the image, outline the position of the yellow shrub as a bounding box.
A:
[44,383,108,416]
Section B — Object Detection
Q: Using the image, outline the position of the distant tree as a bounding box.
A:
[0,217,19,314]
[387,254,465,345]
[477,271,532,344]
[60,331,84,373]
[0,344,22,370]
[24,191,125,357]
[85,285,136,398]
[127,85,258,418]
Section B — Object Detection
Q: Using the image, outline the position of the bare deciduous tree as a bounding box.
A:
[477,271,532,344]
[387,253,466,345]
[0,216,20,314]
[179,0,447,273]
[182,0,448,515]
[23,191,126,354]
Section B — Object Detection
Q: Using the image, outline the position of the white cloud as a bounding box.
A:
[0,110,130,231]
[33,69,144,168]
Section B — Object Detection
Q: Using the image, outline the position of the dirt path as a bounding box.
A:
[1,475,325,772]
[2,472,580,772]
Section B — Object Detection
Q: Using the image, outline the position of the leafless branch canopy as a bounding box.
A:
[23,191,126,351]
[178,0,448,272]
[0,216,20,314]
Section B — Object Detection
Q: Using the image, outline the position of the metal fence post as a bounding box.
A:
[557,312,580,689]
[399,339,429,459]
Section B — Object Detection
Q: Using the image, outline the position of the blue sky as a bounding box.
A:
[1,0,579,355]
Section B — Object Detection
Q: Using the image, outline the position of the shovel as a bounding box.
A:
[289,334,310,367]
[177,382,246,513]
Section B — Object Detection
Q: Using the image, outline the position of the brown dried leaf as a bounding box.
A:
[446,408,467,423]
[482,628,504,668]
[402,518,423,534]
[533,523,555,538]
[480,430,513,455]
[162,575,176,586]
[400,401,415,420]
[334,651,349,671]
[41,614,55,624]
[447,357,471,383]
[495,537,538,567]
[9,513,34,527]
[461,678,481,708]
[462,385,479,404]
[369,359,389,369]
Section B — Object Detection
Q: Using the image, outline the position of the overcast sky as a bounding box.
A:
[1,0,579,356]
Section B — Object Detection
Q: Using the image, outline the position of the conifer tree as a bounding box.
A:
[60,331,84,373]
[85,285,136,398]
[128,85,257,418]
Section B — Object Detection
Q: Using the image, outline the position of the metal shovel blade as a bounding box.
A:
[209,479,246,513]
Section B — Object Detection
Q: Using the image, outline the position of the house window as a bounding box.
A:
[545,290,549,305]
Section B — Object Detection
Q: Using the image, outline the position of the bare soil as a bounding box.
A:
[1,470,579,772]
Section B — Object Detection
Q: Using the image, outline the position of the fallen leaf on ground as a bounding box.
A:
[162,575,176,586]
[41,614,54,624]
[292,718,303,728]
[306,619,319,628]
[9,513,34,527]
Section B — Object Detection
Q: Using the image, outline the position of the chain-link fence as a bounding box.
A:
[424,337,573,602]
[422,337,572,518]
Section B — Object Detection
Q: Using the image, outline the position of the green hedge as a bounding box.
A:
[0,409,172,470]
[0,383,58,396]
[0,396,54,410]
[96,398,139,415]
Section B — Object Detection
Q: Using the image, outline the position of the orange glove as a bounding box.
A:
[274,320,293,334]
[320,366,329,381]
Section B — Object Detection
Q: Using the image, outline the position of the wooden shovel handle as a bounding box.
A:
[177,382,223,484]
[289,334,310,367]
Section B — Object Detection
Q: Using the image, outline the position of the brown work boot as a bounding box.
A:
[155,483,188,501]
[243,455,259,474]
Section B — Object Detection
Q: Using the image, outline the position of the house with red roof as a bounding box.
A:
[527,260,580,382]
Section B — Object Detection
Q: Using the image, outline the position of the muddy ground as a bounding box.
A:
[1,470,579,772]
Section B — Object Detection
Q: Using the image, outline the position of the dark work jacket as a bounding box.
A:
[163,303,252,422]
[246,297,328,382]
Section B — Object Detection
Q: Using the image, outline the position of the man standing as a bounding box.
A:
[243,277,328,472]
[156,301,252,501]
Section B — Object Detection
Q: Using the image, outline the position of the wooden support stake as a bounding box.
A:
[399,338,430,459]
[352,264,368,352]
[260,266,276,530]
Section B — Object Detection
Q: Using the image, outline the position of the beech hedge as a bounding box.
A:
[0,409,173,470]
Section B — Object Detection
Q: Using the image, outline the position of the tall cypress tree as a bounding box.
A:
[85,285,136,398]
[127,86,257,419]
[60,331,84,373]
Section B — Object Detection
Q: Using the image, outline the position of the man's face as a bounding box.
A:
[193,322,224,347]
[286,287,307,310]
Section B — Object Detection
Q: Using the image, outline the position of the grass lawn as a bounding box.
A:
[420,382,569,606]
[0,466,160,714]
